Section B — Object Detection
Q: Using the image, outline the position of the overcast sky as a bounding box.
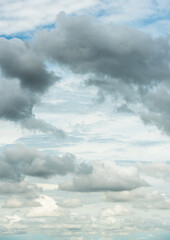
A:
[0,1,170,239]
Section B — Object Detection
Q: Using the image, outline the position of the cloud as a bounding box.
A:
[0,37,65,136]
[100,205,130,217]
[35,12,170,85]
[59,161,148,192]
[33,13,170,135]
[2,13,170,135]
[2,197,40,208]
[0,0,97,35]
[0,181,38,198]
[0,77,37,121]
[0,144,93,181]
[58,198,82,208]
[138,162,170,181]
[20,117,66,138]
[26,195,67,218]
[0,37,56,93]
[0,145,75,181]
[104,187,170,209]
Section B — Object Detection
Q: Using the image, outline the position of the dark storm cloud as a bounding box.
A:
[0,145,93,181]
[34,12,170,135]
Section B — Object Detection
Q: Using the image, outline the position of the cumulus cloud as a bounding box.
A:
[59,161,147,192]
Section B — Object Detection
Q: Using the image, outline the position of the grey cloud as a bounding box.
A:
[0,37,64,136]
[59,161,148,192]
[2,13,170,135]
[0,37,57,93]
[0,77,63,136]
[0,145,92,181]
[76,162,93,175]
[34,13,170,135]
[0,181,38,198]
[0,78,37,121]
[139,87,170,135]
[0,145,76,180]
[20,117,66,138]
[35,13,170,85]
[1,13,170,136]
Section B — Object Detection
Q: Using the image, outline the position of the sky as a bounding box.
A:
[0,0,170,239]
